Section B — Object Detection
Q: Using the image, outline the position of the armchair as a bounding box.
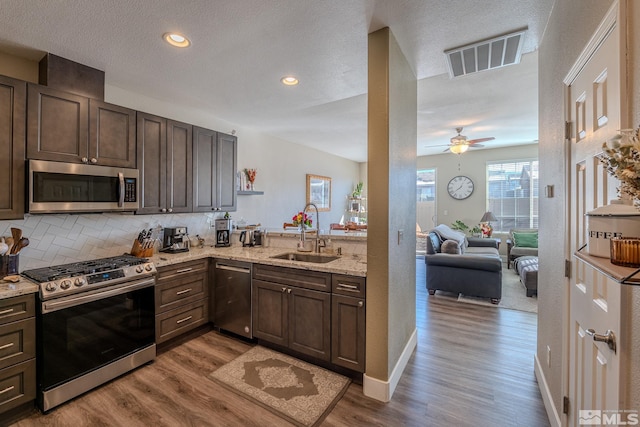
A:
[506,228,538,269]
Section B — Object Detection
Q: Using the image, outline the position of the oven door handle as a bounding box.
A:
[41,277,155,314]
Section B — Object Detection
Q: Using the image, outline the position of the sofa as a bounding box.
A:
[425,224,503,304]
[506,228,538,269]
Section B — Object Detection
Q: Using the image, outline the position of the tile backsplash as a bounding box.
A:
[0,212,214,271]
[0,213,368,272]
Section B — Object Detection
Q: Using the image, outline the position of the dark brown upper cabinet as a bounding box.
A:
[27,84,135,168]
[136,112,192,214]
[89,99,136,168]
[0,75,26,220]
[192,127,237,212]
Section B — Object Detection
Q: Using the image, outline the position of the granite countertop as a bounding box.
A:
[149,245,367,277]
[0,277,39,300]
[0,243,367,301]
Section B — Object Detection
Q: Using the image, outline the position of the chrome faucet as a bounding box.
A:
[298,202,325,253]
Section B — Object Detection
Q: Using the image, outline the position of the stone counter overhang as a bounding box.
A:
[0,244,367,300]
[150,245,368,276]
[0,279,39,300]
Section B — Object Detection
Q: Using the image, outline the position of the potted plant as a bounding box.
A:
[352,182,363,198]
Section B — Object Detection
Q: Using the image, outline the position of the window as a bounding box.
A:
[487,160,538,232]
[417,169,436,231]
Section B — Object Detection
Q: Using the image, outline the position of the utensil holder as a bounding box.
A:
[0,254,19,278]
[131,240,154,258]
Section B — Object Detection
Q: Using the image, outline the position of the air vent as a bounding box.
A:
[444,29,527,78]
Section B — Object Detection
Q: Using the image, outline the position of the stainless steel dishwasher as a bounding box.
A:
[214,259,252,338]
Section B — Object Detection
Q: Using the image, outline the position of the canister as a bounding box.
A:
[586,200,640,258]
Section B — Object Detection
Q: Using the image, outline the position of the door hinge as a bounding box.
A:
[565,121,573,140]
[563,396,570,414]
[565,259,572,278]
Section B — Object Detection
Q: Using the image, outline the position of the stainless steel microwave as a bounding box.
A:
[29,160,139,213]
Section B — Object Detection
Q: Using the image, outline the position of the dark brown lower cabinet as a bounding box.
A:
[252,279,331,361]
[331,294,366,372]
[0,294,36,415]
[155,259,209,344]
[252,265,366,372]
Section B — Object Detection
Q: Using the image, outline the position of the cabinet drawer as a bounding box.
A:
[157,259,208,281]
[0,295,35,326]
[155,272,208,314]
[155,299,208,344]
[253,264,331,292]
[0,318,35,371]
[0,358,35,414]
[332,275,366,298]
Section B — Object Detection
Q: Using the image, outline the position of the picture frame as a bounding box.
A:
[306,174,331,211]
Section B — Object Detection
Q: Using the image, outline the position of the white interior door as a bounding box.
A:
[565,4,624,425]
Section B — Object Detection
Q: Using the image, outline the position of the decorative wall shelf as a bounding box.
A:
[237,190,264,195]
[575,251,640,285]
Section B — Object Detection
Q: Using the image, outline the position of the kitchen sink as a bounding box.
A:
[270,252,340,263]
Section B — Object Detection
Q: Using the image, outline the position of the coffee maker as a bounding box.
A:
[161,226,189,253]
[215,219,232,247]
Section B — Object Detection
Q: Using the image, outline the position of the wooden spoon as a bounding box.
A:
[10,228,22,247]
[10,237,29,255]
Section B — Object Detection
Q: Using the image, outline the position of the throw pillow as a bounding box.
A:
[513,232,538,248]
[441,239,462,254]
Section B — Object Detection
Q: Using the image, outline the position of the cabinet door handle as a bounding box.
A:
[0,308,14,316]
[0,385,14,395]
[287,288,292,294]
[281,287,287,293]
[0,342,14,351]
[337,283,359,291]
[176,315,193,324]
[176,288,192,295]
[90,157,98,164]
[81,157,88,163]
[176,268,193,274]
[161,208,167,213]
[358,301,364,308]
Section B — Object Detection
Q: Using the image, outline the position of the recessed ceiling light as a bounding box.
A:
[163,32,191,48]
[281,76,299,86]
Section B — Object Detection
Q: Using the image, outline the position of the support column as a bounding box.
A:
[364,27,417,402]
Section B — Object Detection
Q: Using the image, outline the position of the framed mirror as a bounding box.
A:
[306,174,331,211]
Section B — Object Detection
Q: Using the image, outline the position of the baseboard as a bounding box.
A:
[363,328,417,402]
[534,354,562,427]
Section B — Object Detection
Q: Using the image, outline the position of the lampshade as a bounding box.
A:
[480,211,497,222]
[449,143,469,154]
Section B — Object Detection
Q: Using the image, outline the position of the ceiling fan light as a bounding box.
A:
[450,144,469,154]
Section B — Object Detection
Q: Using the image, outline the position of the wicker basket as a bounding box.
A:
[610,237,640,268]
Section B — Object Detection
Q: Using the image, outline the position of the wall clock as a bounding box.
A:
[447,175,474,200]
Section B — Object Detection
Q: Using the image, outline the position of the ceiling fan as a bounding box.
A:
[444,127,495,154]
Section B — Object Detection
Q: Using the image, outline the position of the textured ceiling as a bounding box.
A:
[0,0,553,162]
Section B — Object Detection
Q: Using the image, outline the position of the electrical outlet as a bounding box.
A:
[546,345,551,367]
[444,209,448,216]
[398,229,404,245]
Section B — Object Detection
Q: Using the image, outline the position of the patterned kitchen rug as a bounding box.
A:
[209,346,350,427]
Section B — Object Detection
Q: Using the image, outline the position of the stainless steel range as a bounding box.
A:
[22,254,157,412]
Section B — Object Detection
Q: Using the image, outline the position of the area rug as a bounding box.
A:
[209,346,350,427]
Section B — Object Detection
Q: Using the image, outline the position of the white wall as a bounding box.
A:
[417,144,538,253]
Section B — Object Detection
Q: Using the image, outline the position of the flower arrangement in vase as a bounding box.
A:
[244,168,257,191]
[598,127,640,208]
[292,211,313,229]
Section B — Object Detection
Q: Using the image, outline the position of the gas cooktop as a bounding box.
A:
[22,254,157,300]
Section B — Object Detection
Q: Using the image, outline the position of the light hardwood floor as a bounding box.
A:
[9,258,549,426]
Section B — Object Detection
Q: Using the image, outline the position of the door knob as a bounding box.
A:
[585,328,617,353]
[81,157,88,163]
[90,157,98,164]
